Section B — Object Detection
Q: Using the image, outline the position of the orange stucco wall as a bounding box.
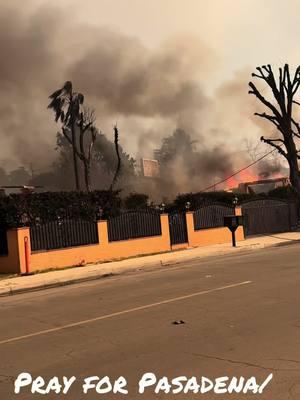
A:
[29,215,171,272]
[0,214,171,273]
[171,243,189,251]
[186,208,244,248]
[0,209,245,274]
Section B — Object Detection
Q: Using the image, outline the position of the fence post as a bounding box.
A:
[97,220,109,245]
[185,212,194,247]
[235,206,242,216]
[160,214,172,251]
[3,227,31,274]
[234,206,245,241]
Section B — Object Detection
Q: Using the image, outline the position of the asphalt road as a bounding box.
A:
[1,243,300,399]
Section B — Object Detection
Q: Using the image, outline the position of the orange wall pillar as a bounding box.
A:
[234,206,245,240]
[0,227,29,274]
[235,206,242,216]
[161,214,171,250]
[186,212,194,247]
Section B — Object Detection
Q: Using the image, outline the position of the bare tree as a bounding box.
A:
[48,81,84,191]
[48,82,122,193]
[109,125,121,191]
[244,138,263,162]
[249,64,300,193]
[78,108,97,192]
[60,107,97,192]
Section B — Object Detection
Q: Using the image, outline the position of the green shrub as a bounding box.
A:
[0,190,122,228]
[123,193,149,210]
[170,191,255,211]
[268,185,298,199]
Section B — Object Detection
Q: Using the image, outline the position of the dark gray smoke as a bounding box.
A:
[257,159,282,179]
[0,2,213,169]
[0,2,66,169]
[0,1,283,196]
[68,35,206,118]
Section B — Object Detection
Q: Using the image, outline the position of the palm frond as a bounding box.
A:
[49,88,63,99]
[60,110,65,123]
[78,93,84,105]
[63,81,73,94]
[47,97,61,111]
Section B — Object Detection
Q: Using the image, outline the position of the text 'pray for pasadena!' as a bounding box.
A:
[14,372,273,395]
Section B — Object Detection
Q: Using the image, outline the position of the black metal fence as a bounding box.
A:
[30,218,99,251]
[0,227,8,255]
[193,203,235,230]
[241,198,296,236]
[108,210,162,242]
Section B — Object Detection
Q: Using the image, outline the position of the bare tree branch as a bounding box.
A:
[254,112,280,128]
[260,136,287,158]
[249,82,281,119]
[250,64,300,193]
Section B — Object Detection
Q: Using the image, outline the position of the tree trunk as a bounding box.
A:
[83,161,91,192]
[288,157,300,194]
[70,99,80,191]
[71,127,80,191]
[286,137,300,194]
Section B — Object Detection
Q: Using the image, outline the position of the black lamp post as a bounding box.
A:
[224,196,243,248]
[232,196,238,209]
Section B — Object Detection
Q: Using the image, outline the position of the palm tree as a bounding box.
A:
[48,81,84,191]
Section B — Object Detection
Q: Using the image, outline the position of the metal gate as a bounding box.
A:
[241,199,295,236]
[168,212,188,245]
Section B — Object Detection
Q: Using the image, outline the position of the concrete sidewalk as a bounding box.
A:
[1,232,299,297]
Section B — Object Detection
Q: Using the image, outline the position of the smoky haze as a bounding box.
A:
[0,1,285,194]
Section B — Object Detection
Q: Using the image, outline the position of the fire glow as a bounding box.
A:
[224,170,284,190]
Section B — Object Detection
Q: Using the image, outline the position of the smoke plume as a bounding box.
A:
[0,1,286,196]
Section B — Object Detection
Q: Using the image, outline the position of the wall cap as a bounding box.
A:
[9,227,30,232]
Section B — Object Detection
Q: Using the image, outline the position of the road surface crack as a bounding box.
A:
[0,374,15,383]
[187,352,300,372]
[267,358,300,365]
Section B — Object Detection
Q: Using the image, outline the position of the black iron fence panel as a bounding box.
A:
[168,213,188,245]
[108,210,162,242]
[193,203,235,230]
[0,227,8,256]
[30,219,99,251]
[289,202,299,229]
[241,199,293,236]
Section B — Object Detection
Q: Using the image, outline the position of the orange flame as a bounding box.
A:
[224,170,284,190]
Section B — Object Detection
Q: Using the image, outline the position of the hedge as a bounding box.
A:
[169,191,255,212]
[0,190,122,228]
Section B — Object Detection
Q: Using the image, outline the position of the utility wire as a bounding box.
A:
[200,146,280,192]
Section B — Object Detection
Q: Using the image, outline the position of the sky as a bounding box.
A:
[1,0,299,172]
[60,0,300,82]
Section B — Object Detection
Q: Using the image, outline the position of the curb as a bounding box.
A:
[0,245,263,297]
[0,240,294,297]
[0,261,162,297]
[0,272,119,297]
